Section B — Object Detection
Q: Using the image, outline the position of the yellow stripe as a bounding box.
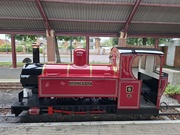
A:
[113,66,118,76]
[90,65,92,77]
[42,64,46,74]
[67,64,70,76]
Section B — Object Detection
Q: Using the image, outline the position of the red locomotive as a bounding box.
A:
[11,47,168,116]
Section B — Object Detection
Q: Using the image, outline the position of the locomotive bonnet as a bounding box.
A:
[12,47,168,116]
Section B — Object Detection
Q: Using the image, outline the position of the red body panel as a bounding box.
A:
[38,76,118,97]
[120,55,135,79]
[40,63,119,97]
[118,80,141,109]
[156,78,168,108]
[43,64,118,77]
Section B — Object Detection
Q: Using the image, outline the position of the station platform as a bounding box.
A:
[0,120,180,135]
[0,79,19,83]
[0,67,21,83]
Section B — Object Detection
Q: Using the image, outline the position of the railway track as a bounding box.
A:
[0,82,22,90]
[0,106,180,123]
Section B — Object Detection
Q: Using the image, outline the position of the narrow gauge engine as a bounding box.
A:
[11,47,168,116]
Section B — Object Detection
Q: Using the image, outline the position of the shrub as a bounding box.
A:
[16,46,23,52]
[0,44,11,52]
[26,45,32,53]
[164,84,180,95]
[0,47,6,52]
[40,48,43,54]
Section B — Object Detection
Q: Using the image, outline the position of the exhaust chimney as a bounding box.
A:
[32,43,40,63]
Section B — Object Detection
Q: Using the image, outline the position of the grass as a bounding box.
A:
[0,62,24,67]
[163,65,176,69]
[0,61,109,67]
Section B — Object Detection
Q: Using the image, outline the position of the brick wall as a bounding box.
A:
[0,40,4,46]
[160,46,168,65]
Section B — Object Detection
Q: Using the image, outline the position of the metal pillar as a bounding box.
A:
[86,36,89,64]
[11,34,17,68]
[155,38,159,49]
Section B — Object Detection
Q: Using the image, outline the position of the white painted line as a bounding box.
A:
[0,79,20,82]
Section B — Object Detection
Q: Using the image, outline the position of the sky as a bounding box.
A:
[0,34,6,39]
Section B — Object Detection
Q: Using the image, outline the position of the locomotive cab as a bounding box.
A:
[111,47,168,115]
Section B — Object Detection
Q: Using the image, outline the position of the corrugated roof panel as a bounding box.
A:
[0,20,45,30]
[133,6,180,22]
[50,21,124,33]
[0,1,41,18]
[0,0,180,37]
[128,24,180,34]
[79,0,135,2]
[42,2,132,21]
[142,0,180,4]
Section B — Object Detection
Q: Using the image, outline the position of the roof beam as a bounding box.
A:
[0,30,118,37]
[39,0,180,8]
[2,0,180,8]
[128,33,180,38]
[2,0,35,1]
[51,19,180,25]
[131,21,180,25]
[1,17,180,25]
[55,31,118,37]
[35,0,51,35]
[0,17,43,21]
[0,30,45,35]
[40,0,134,6]
[122,0,142,38]
[1,29,180,38]
[49,18,126,24]
[140,3,180,8]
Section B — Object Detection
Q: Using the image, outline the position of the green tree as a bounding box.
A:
[110,37,172,46]
[110,37,118,46]
[6,34,40,53]
[12,35,38,41]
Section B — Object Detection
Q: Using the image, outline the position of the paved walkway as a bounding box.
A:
[0,120,180,135]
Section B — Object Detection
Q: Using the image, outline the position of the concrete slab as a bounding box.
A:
[0,121,180,135]
[163,68,180,85]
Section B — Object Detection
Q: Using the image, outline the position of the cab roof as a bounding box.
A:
[114,47,164,55]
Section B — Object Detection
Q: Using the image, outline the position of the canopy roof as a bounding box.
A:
[0,0,180,38]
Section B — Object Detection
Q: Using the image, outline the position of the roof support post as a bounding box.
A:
[122,0,142,37]
[118,32,127,47]
[155,38,159,49]
[86,36,89,64]
[11,34,17,68]
[46,30,56,63]
[35,0,51,36]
